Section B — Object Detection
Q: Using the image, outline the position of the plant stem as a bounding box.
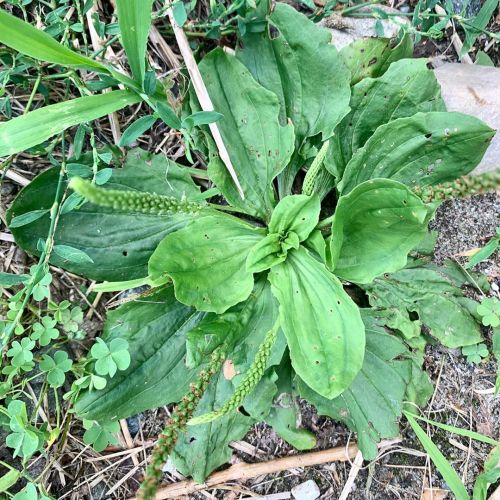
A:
[139,345,226,499]
[1,136,68,351]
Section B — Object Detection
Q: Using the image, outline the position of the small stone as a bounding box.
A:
[291,480,320,500]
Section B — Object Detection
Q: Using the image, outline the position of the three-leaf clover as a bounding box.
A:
[31,316,59,346]
[5,400,43,460]
[51,300,84,333]
[39,351,73,388]
[31,271,52,302]
[11,482,52,500]
[82,419,120,452]
[6,338,35,368]
[462,343,489,364]
[477,297,500,327]
[63,374,107,402]
[91,338,130,378]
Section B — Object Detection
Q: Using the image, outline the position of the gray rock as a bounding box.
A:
[291,479,320,500]
[434,63,500,174]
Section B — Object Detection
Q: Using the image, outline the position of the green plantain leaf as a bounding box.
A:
[326,58,445,180]
[173,279,286,482]
[0,8,108,72]
[149,214,264,313]
[338,111,495,195]
[263,354,316,450]
[198,48,294,220]
[330,179,434,284]
[237,3,351,196]
[268,246,365,399]
[0,90,141,157]
[186,277,280,367]
[299,312,413,460]
[246,194,321,273]
[364,262,484,348]
[268,194,321,241]
[75,286,204,421]
[171,372,253,482]
[115,0,154,84]
[8,149,201,281]
[339,33,413,85]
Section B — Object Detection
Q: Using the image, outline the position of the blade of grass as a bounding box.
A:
[406,412,500,447]
[0,8,107,71]
[0,7,139,91]
[404,411,470,500]
[115,0,155,85]
[461,0,499,56]
[0,90,141,157]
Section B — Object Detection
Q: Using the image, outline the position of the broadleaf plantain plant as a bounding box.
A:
[4,1,495,494]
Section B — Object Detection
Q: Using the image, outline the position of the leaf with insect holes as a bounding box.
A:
[237,3,350,195]
[299,313,414,460]
[173,279,286,482]
[31,316,59,347]
[364,261,483,348]
[39,351,73,388]
[8,150,202,281]
[325,58,445,180]
[75,286,205,421]
[91,338,130,378]
[330,179,434,284]
[82,419,120,452]
[268,246,365,399]
[149,214,264,313]
[198,48,295,220]
[339,33,413,85]
[338,112,495,195]
[262,354,316,450]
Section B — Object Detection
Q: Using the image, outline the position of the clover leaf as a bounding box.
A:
[50,300,84,333]
[31,271,52,302]
[82,419,120,452]
[5,400,43,460]
[11,482,52,500]
[31,316,59,346]
[39,351,73,388]
[477,297,500,327]
[6,338,35,368]
[461,343,489,364]
[63,374,107,402]
[91,338,130,378]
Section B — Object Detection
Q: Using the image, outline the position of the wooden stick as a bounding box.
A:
[165,6,245,200]
[150,444,359,499]
[3,169,30,186]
